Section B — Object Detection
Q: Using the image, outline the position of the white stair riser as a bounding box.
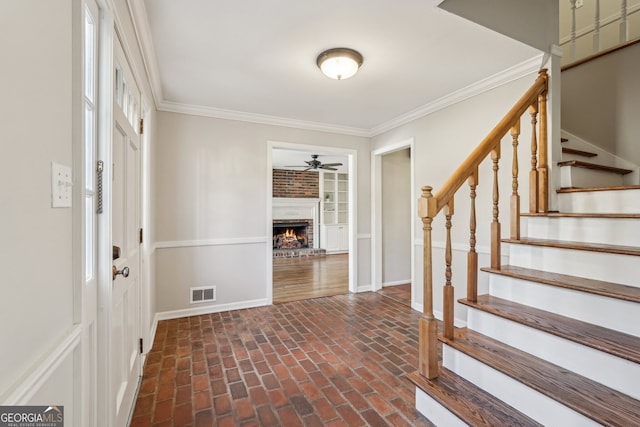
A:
[560,165,624,188]
[415,389,468,427]
[507,244,638,288]
[467,306,640,399]
[443,345,600,427]
[557,189,640,214]
[522,216,640,247]
[489,274,639,337]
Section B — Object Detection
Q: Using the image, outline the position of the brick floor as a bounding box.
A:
[130,292,434,426]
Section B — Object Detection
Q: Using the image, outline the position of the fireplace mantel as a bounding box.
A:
[272,197,320,219]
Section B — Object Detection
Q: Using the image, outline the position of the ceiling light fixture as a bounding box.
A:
[316,48,363,80]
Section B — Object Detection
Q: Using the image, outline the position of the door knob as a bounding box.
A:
[112,265,130,280]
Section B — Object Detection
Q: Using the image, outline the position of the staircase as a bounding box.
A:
[410,184,640,425]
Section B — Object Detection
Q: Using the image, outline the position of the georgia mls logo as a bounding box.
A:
[0,405,64,427]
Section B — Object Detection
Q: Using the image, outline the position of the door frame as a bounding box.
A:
[266,141,358,302]
[371,138,415,300]
[96,4,116,427]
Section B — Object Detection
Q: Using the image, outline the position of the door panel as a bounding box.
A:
[111,38,141,427]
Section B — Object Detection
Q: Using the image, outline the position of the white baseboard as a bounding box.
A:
[154,298,270,322]
[356,284,372,293]
[382,279,411,287]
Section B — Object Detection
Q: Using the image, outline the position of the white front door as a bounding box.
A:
[110,36,142,427]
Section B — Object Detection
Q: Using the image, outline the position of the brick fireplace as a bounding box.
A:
[272,197,325,257]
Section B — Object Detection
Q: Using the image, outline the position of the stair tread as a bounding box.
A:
[557,185,640,193]
[557,160,633,175]
[407,368,543,427]
[441,325,640,426]
[460,295,640,364]
[481,265,640,303]
[502,237,640,256]
[562,147,597,157]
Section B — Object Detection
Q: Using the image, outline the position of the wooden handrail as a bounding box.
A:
[426,70,548,217]
[417,69,549,380]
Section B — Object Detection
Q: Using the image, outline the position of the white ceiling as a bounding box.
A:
[137,0,541,136]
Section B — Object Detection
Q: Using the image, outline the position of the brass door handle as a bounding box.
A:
[112,265,130,280]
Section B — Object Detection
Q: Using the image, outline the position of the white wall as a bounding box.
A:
[0,0,77,415]
[561,42,640,167]
[381,149,411,286]
[371,71,540,323]
[153,112,371,314]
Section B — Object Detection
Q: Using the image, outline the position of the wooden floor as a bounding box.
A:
[273,254,348,303]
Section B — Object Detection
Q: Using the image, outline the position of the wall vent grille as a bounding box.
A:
[190,286,216,304]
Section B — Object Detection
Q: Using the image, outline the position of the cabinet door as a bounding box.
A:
[338,225,349,251]
[324,225,340,251]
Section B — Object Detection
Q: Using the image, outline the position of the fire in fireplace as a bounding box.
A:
[273,221,310,249]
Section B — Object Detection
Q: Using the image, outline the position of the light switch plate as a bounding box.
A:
[52,162,72,208]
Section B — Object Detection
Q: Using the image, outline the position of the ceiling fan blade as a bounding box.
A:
[320,166,338,171]
[321,162,343,167]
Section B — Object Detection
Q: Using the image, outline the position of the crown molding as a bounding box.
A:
[129,5,543,140]
[369,53,544,136]
[159,53,543,139]
[158,100,372,137]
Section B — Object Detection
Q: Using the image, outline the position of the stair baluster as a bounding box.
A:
[529,103,539,212]
[511,120,521,240]
[443,200,455,339]
[491,146,501,269]
[467,170,478,302]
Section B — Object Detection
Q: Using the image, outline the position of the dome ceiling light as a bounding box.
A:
[316,48,363,80]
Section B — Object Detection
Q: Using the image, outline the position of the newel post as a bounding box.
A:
[418,186,439,379]
[537,69,549,213]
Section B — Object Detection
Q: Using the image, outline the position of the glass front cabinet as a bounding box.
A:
[321,172,348,253]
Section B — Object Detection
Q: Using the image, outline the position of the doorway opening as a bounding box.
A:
[372,139,415,309]
[267,142,357,304]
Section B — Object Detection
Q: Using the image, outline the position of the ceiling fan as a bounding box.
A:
[286,154,343,171]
